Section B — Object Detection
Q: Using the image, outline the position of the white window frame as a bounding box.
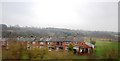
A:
[56,47,59,51]
[65,47,68,50]
[32,42,35,44]
[80,48,84,53]
[40,46,44,48]
[66,42,69,45]
[48,42,51,45]
[40,42,44,44]
[80,49,82,52]
[75,42,78,45]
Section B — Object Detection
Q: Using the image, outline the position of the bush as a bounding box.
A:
[2,39,75,60]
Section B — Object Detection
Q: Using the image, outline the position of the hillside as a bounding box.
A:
[0,24,118,41]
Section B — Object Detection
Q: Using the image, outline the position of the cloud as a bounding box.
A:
[1,0,118,32]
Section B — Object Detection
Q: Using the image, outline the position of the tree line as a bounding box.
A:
[0,24,118,41]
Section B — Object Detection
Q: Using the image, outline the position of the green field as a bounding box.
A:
[95,40,118,59]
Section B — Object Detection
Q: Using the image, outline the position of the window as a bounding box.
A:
[48,42,50,45]
[75,42,78,44]
[80,49,82,52]
[27,46,30,48]
[27,44,30,50]
[48,46,52,51]
[32,42,35,44]
[40,46,44,48]
[66,42,69,44]
[73,46,79,51]
[85,48,88,53]
[27,47,31,50]
[80,48,84,53]
[40,38,43,41]
[81,43,83,45]
[40,42,44,44]
[59,47,63,50]
[65,47,68,50]
[56,42,59,45]
[27,41,30,44]
[73,49,77,54]
[60,42,62,45]
[56,47,59,51]
[79,46,84,53]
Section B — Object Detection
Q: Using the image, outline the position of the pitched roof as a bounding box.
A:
[39,37,46,41]
[17,37,35,41]
[17,37,84,42]
[45,37,52,41]
[56,37,65,41]
[64,37,84,42]
[85,42,94,48]
[64,38,73,42]
[44,37,65,42]
[73,37,78,41]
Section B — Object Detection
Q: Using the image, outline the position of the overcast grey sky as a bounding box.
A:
[0,0,119,32]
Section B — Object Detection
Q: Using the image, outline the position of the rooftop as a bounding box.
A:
[17,36,84,42]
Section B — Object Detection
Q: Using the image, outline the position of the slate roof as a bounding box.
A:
[17,37,35,41]
[56,37,65,42]
[43,37,65,42]
[45,37,52,41]
[64,37,84,42]
[39,37,46,41]
[17,37,84,42]
[73,37,84,42]
[73,38,78,41]
[64,38,73,42]
[85,42,94,48]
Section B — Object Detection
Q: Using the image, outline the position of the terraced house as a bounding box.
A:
[2,36,94,55]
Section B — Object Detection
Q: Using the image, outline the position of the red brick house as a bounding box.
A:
[2,36,94,55]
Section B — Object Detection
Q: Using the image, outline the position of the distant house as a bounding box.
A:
[3,36,94,55]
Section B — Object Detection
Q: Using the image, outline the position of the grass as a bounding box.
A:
[94,40,118,59]
[73,55,88,59]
